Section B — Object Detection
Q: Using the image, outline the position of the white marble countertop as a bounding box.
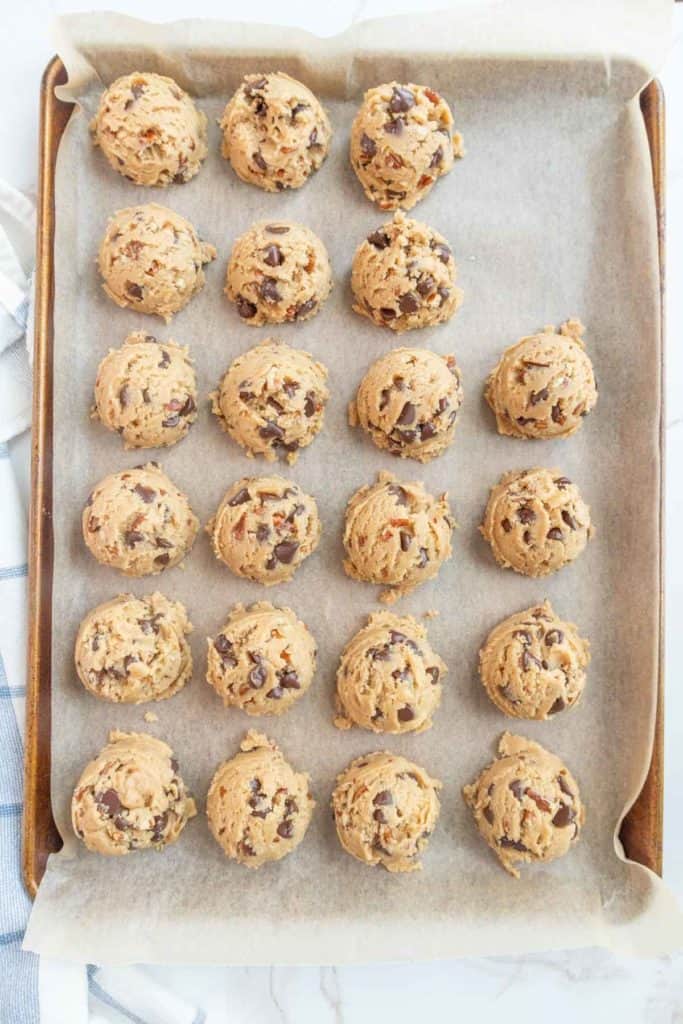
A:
[3,1,681,1019]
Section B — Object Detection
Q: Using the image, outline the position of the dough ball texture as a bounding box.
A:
[480,468,593,577]
[93,331,197,449]
[98,204,216,322]
[332,751,441,872]
[207,475,321,585]
[206,730,314,867]
[350,81,462,210]
[71,730,196,855]
[82,462,199,577]
[485,319,598,439]
[463,732,585,878]
[220,72,331,191]
[75,592,193,704]
[351,211,462,332]
[91,72,208,187]
[225,220,332,326]
[350,346,463,461]
[207,602,316,716]
[343,471,454,603]
[211,339,329,463]
[334,611,446,734]
[479,601,590,720]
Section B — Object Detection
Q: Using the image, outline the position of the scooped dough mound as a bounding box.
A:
[71,730,196,855]
[206,730,314,867]
[331,751,441,872]
[220,72,331,191]
[75,592,192,704]
[98,204,216,321]
[463,732,585,878]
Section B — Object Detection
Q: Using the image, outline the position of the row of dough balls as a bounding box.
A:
[92,71,463,211]
[71,728,584,879]
[75,595,590,726]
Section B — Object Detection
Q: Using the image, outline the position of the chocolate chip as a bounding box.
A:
[308,127,318,147]
[236,297,257,319]
[285,797,298,816]
[181,395,195,416]
[265,224,289,234]
[290,101,308,120]
[171,758,179,773]
[252,151,267,171]
[259,420,285,441]
[282,379,299,398]
[397,401,416,426]
[552,804,574,828]
[562,510,578,530]
[509,779,525,801]
[155,537,173,549]
[162,413,180,428]
[125,530,144,547]
[142,388,151,404]
[429,145,443,168]
[547,527,564,541]
[214,634,237,665]
[526,788,552,813]
[266,686,284,700]
[399,530,412,551]
[554,476,572,489]
[118,385,131,408]
[523,530,532,544]
[499,836,527,852]
[530,387,549,406]
[154,552,170,566]
[132,483,155,504]
[432,243,451,264]
[417,547,429,568]
[551,404,564,424]
[380,307,396,320]
[277,820,293,839]
[295,298,317,318]
[384,117,404,135]
[517,506,535,525]
[373,808,387,823]
[483,806,494,825]
[125,281,143,300]
[259,277,281,303]
[304,392,316,417]
[389,86,415,113]
[398,293,419,315]
[397,705,414,722]
[501,517,512,533]
[359,133,376,158]
[367,230,390,250]
[545,629,564,647]
[279,669,300,690]
[373,790,393,806]
[426,666,440,685]
[513,629,532,645]
[263,244,283,267]
[273,540,299,564]
[388,484,410,507]
[548,697,566,715]
[416,274,435,296]
[158,349,171,369]
[521,649,543,672]
[248,662,267,689]
[228,487,251,506]
[256,523,270,542]
[99,789,121,816]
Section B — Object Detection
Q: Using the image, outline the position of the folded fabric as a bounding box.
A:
[0,179,35,442]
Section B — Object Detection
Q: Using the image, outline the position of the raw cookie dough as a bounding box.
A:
[485,319,598,439]
[480,468,593,577]
[350,347,463,462]
[331,751,441,872]
[206,730,314,867]
[225,221,332,326]
[71,730,196,855]
[75,592,193,704]
[343,471,454,603]
[351,211,462,332]
[220,72,331,191]
[350,81,462,211]
[211,339,329,463]
[82,463,199,577]
[91,72,208,187]
[207,475,321,585]
[479,601,590,720]
[463,732,585,878]
[93,331,197,449]
[334,611,446,734]
[98,204,216,321]
[207,602,316,716]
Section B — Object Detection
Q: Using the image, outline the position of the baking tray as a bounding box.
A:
[22,56,665,899]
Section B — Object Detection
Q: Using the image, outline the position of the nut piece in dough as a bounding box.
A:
[481,468,592,577]
[207,602,316,716]
[91,72,208,187]
[334,611,446,734]
[331,751,441,872]
[463,732,585,878]
[211,339,329,463]
[98,204,216,322]
[343,471,454,603]
[350,346,463,462]
[485,319,598,439]
[220,72,331,192]
[225,221,332,326]
[82,462,199,577]
[350,81,463,210]
[93,331,197,449]
[71,730,196,855]
[206,730,314,867]
[207,475,321,585]
[479,601,590,720]
[75,592,193,704]
[351,212,462,332]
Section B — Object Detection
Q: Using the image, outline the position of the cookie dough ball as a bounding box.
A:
[463,732,585,877]
[335,612,446,734]
[480,468,593,577]
[91,72,208,187]
[98,204,216,321]
[72,730,196,855]
[486,320,598,439]
[225,221,332,326]
[206,730,314,867]
[332,752,441,872]
[479,601,590,720]
[75,592,193,704]
[350,81,462,211]
[207,475,321,585]
[350,347,463,462]
[211,339,329,463]
[351,212,462,332]
[93,331,197,449]
[220,72,331,192]
[343,471,454,603]
[82,463,199,577]
[207,602,316,716]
